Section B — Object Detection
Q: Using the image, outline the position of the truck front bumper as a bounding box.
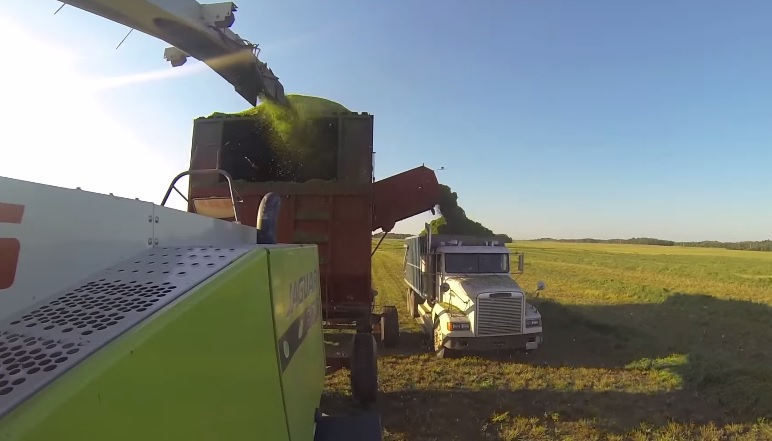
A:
[443,333,542,352]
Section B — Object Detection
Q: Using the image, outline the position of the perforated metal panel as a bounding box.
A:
[0,245,253,419]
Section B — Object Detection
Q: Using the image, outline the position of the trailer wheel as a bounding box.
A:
[380,306,400,348]
[406,289,420,318]
[350,332,378,406]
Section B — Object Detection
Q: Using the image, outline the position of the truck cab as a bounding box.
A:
[404,232,544,357]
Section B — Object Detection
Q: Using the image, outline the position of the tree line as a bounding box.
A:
[532,237,772,252]
[372,184,514,243]
[374,234,772,252]
[373,232,413,240]
[372,183,772,252]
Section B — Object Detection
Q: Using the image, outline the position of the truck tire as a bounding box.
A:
[380,306,400,348]
[407,289,420,318]
[350,332,378,406]
[433,323,455,358]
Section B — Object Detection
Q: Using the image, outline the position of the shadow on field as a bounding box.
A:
[459,294,772,415]
[380,331,430,357]
[322,387,726,440]
[324,293,772,438]
[324,330,430,375]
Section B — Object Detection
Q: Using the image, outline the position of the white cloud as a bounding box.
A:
[0,16,186,208]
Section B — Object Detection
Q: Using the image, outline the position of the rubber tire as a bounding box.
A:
[350,333,378,406]
[432,325,455,359]
[407,289,420,318]
[380,306,400,348]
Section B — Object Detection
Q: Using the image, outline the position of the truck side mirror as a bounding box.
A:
[536,281,546,291]
[517,254,525,273]
[440,282,450,293]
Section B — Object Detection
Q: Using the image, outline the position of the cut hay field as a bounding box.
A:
[322,239,772,441]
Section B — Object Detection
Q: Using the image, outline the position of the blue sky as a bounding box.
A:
[2,0,771,242]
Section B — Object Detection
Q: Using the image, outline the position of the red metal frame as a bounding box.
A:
[189,184,375,320]
[185,113,440,323]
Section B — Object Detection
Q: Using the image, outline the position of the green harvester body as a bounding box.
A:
[0,176,382,440]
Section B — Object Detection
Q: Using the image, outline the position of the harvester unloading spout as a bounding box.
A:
[58,0,287,106]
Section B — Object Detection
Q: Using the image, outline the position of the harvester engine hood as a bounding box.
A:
[59,0,286,106]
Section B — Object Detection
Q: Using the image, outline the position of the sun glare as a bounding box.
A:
[0,17,185,208]
[92,61,210,91]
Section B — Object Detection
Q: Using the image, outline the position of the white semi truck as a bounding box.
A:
[403,227,545,357]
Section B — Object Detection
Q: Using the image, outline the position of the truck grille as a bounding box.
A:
[476,294,523,336]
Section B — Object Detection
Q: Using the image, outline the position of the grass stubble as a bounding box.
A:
[323,240,772,441]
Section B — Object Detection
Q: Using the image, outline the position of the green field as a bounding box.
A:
[323,240,772,441]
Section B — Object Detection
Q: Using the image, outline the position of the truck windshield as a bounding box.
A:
[444,253,509,273]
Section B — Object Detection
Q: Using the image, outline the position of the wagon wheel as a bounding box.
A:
[350,333,378,405]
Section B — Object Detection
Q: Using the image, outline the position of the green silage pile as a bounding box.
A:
[209,94,350,182]
[424,184,513,242]
[211,94,349,155]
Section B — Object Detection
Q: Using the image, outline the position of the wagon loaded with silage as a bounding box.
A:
[207,94,353,183]
[188,93,442,405]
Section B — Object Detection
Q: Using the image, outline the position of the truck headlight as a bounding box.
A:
[446,322,471,331]
[525,318,541,328]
